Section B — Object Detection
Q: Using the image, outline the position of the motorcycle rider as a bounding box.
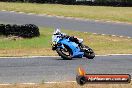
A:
[53,28,85,50]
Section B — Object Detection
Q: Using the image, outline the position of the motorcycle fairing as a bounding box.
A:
[58,38,84,58]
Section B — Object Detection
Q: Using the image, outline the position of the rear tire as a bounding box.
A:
[56,45,72,60]
[83,45,95,59]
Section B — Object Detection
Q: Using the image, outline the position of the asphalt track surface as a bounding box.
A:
[0,11,132,37]
[0,55,132,83]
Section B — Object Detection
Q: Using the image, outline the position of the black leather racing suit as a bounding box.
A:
[62,35,84,48]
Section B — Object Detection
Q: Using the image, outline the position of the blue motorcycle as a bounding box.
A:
[52,29,95,60]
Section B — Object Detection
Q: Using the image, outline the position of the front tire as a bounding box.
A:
[56,45,72,60]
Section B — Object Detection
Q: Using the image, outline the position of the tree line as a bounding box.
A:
[0,0,132,6]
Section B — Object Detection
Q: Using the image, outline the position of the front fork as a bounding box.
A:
[51,43,63,51]
[52,45,57,50]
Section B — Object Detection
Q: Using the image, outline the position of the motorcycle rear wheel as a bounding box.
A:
[83,45,95,59]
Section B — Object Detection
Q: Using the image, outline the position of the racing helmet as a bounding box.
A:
[53,28,61,35]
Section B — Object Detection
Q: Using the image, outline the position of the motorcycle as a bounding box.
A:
[51,29,95,60]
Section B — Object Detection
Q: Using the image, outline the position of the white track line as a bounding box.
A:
[93,33,97,35]
[1,10,132,25]
[0,81,76,85]
[0,79,132,85]
[27,13,35,15]
[45,81,76,84]
[0,56,60,58]
[10,11,15,13]
[127,37,131,39]
[18,12,24,14]
[112,35,116,37]
[0,54,132,58]
[96,54,132,56]
[101,34,106,36]
[119,36,123,38]
[108,54,132,56]
[1,10,6,11]
[37,14,45,16]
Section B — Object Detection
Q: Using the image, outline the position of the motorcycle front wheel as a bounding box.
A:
[56,44,72,60]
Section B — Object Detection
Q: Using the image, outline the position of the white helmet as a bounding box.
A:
[53,28,61,35]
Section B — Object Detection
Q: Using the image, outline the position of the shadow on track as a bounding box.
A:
[55,57,89,61]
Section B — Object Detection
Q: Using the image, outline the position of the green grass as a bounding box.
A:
[0,27,132,56]
[0,2,132,23]
[0,28,52,49]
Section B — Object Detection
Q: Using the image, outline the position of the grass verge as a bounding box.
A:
[0,2,132,23]
[0,27,132,56]
[0,82,132,88]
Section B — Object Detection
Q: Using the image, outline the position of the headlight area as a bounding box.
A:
[51,41,57,50]
[52,41,57,45]
[51,42,62,50]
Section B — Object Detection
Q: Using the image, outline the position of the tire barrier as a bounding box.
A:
[1,0,132,6]
[0,24,40,38]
